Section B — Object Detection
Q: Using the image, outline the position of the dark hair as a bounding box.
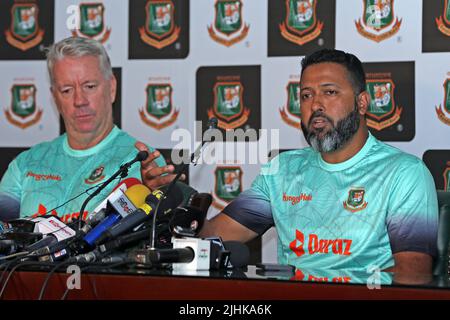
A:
[300,49,366,95]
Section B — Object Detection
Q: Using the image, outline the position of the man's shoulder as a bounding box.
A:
[113,128,138,144]
[372,138,425,170]
[272,147,314,164]
[16,135,64,161]
[261,147,314,176]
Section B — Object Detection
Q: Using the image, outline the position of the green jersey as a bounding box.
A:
[0,126,165,223]
[224,133,438,271]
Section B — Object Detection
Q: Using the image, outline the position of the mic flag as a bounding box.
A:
[94,184,183,245]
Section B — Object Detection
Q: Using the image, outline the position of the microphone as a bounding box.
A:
[169,192,212,237]
[139,247,195,264]
[73,183,151,253]
[31,181,149,261]
[0,239,19,255]
[94,185,183,246]
[81,177,142,234]
[26,216,76,251]
[189,192,213,212]
[76,150,149,230]
[148,118,218,249]
[130,236,235,271]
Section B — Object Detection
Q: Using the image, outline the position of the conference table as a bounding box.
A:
[2,263,450,300]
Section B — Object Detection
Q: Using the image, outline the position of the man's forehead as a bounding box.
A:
[300,63,350,87]
[53,56,104,82]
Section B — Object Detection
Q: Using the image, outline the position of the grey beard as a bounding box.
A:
[301,106,360,153]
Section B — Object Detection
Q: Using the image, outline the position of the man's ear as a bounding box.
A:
[357,91,370,116]
[109,74,117,104]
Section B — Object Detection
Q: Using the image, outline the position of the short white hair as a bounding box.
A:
[46,37,113,85]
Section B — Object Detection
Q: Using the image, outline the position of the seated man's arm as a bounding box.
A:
[0,193,20,221]
[200,214,258,243]
[389,252,433,274]
[386,159,438,276]
[199,188,274,243]
[0,158,22,221]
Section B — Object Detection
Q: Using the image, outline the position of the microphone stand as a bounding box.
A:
[76,151,148,231]
[148,118,218,250]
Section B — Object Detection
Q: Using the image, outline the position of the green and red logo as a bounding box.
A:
[207,81,250,130]
[85,165,105,184]
[280,80,301,129]
[208,0,250,47]
[72,3,111,43]
[435,78,450,126]
[279,0,323,45]
[444,164,450,192]
[139,83,179,130]
[365,78,402,131]
[355,0,402,42]
[5,3,45,51]
[436,0,450,36]
[212,166,243,210]
[139,0,180,49]
[5,84,42,129]
[343,187,368,213]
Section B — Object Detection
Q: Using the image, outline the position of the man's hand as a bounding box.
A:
[135,141,185,191]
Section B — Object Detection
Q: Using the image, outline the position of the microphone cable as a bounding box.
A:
[59,260,132,300]
[0,254,28,286]
[37,260,73,300]
[2,176,126,261]
[0,260,54,299]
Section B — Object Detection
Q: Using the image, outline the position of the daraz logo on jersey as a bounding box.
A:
[291,269,352,283]
[31,204,88,223]
[289,229,352,257]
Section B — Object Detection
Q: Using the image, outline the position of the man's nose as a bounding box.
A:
[311,95,325,113]
[74,88,88,107]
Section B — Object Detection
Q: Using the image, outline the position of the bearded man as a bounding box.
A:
[199,49,438,276]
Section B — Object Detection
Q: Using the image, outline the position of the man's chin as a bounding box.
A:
[308,128,330,141]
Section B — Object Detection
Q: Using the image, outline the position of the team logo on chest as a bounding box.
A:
[365,74,402,131]
[71,3,111,43]
[279,80,301,129]
[355,0,402,42]
[207,80,250,130]
[279,0,323,46]
[207,0,250,47]
[436,0,450,36]
[435,77,450,126]
[212,166,243,210]
[139,83,179,130]
[5,3,45,51]
[139,0,181,49]
[85,165,105,184]
[5,84,43,129]
[343,187,368,213]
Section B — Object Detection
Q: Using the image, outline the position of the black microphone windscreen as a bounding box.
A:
[137,150,149,162]
[169,206,206,236]
[157,184,184,216]
[189,193,212,213]
[223,241,249,268]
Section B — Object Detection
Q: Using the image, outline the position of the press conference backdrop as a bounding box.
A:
[0,0,449,263]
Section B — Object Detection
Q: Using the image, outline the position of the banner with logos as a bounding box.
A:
[0,0,449,263]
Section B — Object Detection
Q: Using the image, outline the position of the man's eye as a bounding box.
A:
[85,84,97,90]
[60,88,72,95]
[325,90,337,95]
[301,93,311,100]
